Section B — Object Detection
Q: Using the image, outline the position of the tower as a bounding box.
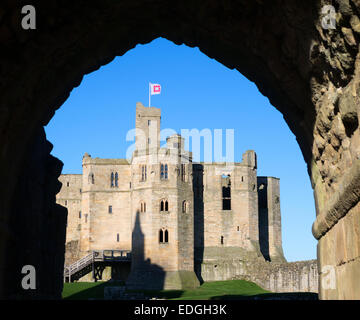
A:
[257,176,286,262]
[126,102,199,290]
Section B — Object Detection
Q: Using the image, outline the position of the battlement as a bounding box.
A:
[82,156,130,166]
[136,102,161,117]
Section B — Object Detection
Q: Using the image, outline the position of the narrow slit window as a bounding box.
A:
[115,172,118,187]
[181,164,186,182]
[108,205,112,214]
[182,200,187,213]
[110,172,114,187]
[88,173,95,184]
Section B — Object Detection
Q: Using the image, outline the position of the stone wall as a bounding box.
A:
[65,240,80,266]
[1,128,67,299]
[248,260,318,293]
[1,0,360,299]
[199,252,318,293]
[57,175,82,243]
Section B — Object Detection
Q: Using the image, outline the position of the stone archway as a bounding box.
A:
[0,0,359,299]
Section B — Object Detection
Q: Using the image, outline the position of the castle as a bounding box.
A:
[57,102,288,290]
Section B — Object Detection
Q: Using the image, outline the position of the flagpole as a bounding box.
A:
[149,82,151,107]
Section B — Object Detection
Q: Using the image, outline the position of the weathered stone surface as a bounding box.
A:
[0,0,359,299]
[201,256,318,293]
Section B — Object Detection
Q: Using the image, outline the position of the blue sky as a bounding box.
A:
[45,37,317,262]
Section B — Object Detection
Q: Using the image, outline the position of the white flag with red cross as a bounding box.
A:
[150,83,161,95]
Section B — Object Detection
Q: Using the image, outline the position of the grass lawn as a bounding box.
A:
[62,280,318,300]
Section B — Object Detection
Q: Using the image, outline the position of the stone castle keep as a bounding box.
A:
[58,102,318,291]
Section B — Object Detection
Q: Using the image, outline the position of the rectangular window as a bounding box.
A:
[221,175,231,210]
[160,164,168,180]
[79,211,81,219]
[141,165,147,181]
[108,205,112,214]
[117,233,119,242]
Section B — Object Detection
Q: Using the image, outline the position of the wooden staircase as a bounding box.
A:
[64,250,131,282]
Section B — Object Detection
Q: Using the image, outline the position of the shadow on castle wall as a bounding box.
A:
[193,164,205,284]
[258,181,270,261]
[126,211,166,290]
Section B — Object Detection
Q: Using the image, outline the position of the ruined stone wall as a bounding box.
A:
[65,240,80,266]
[248,260,319,293]
[57,174,82,242]
[258,176,286,262]
[200,158,259,256]
[201,256,318,293]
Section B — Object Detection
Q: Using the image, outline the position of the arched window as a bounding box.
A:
[115,172,118,187]
[221,236,224,245]
[182,200,187,213]
[159,229,169,243]
[159,229,164,243]
[110,172,114,187]
[140,201,146,213]
[160,200,168,212]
